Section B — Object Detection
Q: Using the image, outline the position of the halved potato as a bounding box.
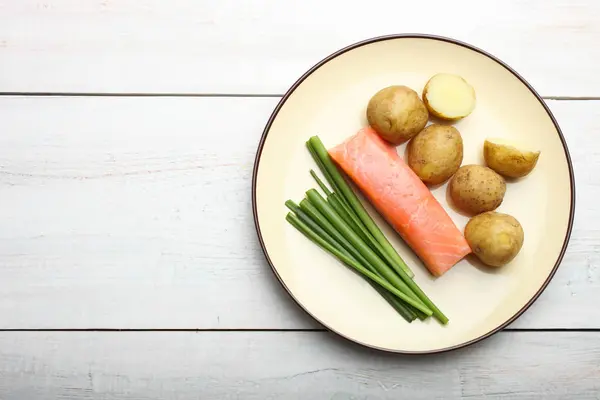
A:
[422,73,476,120]
[484,138,541,178]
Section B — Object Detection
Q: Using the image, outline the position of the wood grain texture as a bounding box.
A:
[0,96,596,329]
[0,0,599,96]
[0,331,598,399]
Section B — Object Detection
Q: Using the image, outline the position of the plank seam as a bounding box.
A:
[0,92,283,98]
[0,328,596,332]
[0,92,597,100]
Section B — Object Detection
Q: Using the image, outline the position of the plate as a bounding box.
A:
[252,34,575,353]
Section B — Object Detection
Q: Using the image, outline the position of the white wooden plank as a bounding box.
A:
[0,97,597,329]
[0,331,598,399]
[0,0,599,96]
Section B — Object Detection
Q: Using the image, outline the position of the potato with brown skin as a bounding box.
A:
[449,165,506,214]
[484,138,541,178]
[465,211,524,267]
[407,124,463,185]
[367,85,428,144]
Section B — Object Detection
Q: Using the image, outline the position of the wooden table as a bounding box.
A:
[0,1,598,398]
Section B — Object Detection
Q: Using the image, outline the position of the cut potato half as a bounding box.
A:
[423,73,476,120]
[484,138,541,178]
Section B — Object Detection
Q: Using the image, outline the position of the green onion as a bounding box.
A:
[298,199,360,258]
[309,147,413,280]
[289,199,371,273]
[325,191,424,320]
[403,280,448,324]
[306,189,447,324]
[291,136,449,324]
[304,191,431,312]
[306,143,340,198]
[311,170,374,245]
[376,286,418,322]
[285,201,416,322]
[307,136,414,279]
[327,194,369,243]
[285,201,340,252]
[310,170,333,196]
[286,212,433,316]
[299,197,427,315]
[310,149,433,321]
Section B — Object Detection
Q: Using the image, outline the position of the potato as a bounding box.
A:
[465,211,524,267]
[407,124,463,185]
[366,85,429,144]
[422,73,476,120]
[449,165,506,214]
[484,138,541,178]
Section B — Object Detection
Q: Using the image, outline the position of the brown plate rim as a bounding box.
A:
[251,33,576,355]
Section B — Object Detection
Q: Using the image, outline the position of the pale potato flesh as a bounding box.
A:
[484,138,541,178]
[465,211,524,267]
[423,73,476,120]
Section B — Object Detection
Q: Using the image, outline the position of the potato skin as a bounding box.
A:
[407,124,463,185]
[484,140,541,178]
[449,165,506,214]
[465,211,524,267]
[367,85,429,144]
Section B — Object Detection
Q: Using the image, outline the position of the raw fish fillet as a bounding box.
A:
[328,127,471,276]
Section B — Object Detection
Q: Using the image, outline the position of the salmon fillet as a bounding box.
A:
[328,127,471,276]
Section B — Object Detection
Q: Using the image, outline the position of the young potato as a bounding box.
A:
[422,73,476,121]
[407,124,463,185]
[449,165,506,214]
[465,211,524,267]
[367,85,429,144]
[484,138,541,178]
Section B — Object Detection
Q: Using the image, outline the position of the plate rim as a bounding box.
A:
[251,33,576,355]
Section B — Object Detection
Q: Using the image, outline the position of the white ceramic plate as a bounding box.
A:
[252,35,575,354]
